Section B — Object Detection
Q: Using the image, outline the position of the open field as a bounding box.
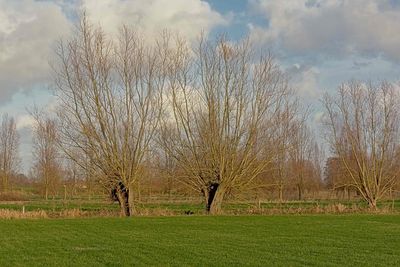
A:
[0,215,399,266]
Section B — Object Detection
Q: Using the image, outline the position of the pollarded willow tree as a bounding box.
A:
[53,17,169,216]
[159,36,295,214]
[323,81,400,209]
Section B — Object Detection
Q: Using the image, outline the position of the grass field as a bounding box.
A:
[0,215,399,266]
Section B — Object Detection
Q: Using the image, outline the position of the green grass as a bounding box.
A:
[1,198,399,216]
[0,215,399,266]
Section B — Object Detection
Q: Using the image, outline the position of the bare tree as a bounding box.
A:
[324,156,354,199]
[268,99,303,202]
[53,17,167,216]
[159,36,293,214]
[0,114,20,192]
[289,123,321,200]
[323,81,400,208]
[63,159,80,199]
[31,113,62,200]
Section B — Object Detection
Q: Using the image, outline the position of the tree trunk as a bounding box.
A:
[390,188,395,211]
[209,187,225,215]
[368,198,377,210]
[45,172,49,200]
[204,183,225,215]
[278,183,283,203]
[64,185,67,201]
[204,183,217,213]
[86,174,92,201]
[297,184,302,200]
[117,189,130,216]
[128,184,135,216]
[137,181,141,203]
[115,182,130,216]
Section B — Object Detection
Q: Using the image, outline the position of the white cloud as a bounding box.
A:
[82,0,229,41]
[313,111,325,124]
[249,0,400,61]
[0,0,227,104]
[296,67,320,98]
[286,64,321,99]
[0,0,71,103]
[16,114,35,130]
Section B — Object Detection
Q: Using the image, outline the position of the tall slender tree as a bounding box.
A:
[0,114,20,192]
[31,113,61,200]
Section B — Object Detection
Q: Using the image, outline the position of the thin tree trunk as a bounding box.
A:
[168,176,172,201]
[64,185,67,201]
[390,188,395,211]
[128,184,135,216]
[368,198,377,210]
[278,183,283,203]
[297,184,302,200]
[87,179,92,201]
[137,181,141,203]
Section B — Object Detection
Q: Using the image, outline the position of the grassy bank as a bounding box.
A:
[0,199,399,217]
[0,215,399,266]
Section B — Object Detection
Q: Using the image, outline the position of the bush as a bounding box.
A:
[0,191,29,201]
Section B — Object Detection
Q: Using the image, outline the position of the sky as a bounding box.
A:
[1,0,400,173]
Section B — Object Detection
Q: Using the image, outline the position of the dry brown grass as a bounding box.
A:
[59,208,87,218]
[327,203,348,213]
[135,207,176,216]
[0,209,48,219]
[0,208,121,219]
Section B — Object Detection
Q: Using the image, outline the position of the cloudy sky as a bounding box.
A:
[1,0,400,172]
